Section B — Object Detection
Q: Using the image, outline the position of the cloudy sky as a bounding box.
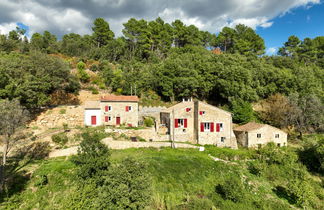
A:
[0,0,323,54]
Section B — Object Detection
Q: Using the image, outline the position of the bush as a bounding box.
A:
[248,161,265,176]
[59,109,66,114]
[76,61,86,71]
[93,158,152,209]
[63,123,69,131]
[34,175,48,187]
[216,176,246,202]
[51,133,68,146]
[298,137,324,174]
[78,69,90,83]
[184,197,214,209]
[144,117,155,127]
[257,142,298,165]
[90,64,99,71]
[71,131,111,181]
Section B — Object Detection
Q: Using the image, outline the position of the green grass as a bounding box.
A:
[1,146,323,209]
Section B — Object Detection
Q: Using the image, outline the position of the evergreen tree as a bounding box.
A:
[92,18,114,47]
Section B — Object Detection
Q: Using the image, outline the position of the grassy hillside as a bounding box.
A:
[2,145,323,209]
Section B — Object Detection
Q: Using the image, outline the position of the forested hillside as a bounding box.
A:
[1,17,323,134]
[0,17,324,209]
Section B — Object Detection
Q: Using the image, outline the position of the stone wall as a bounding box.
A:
[49,139,198,158]
[105,127,170,142]
[139,106,167,121]
[29,105,84,130]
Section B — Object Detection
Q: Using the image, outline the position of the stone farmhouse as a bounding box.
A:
[84,95,139,127]
[160,99,238,148]
[234,122,287,148]
[84,95,288,149]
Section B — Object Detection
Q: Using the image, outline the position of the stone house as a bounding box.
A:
[84,95,139,127]
[233,122,287,148]
[160,99,237,148]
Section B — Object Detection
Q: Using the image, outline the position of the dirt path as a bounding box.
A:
[49,138,198,158]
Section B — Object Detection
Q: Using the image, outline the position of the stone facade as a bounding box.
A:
[101,101,138,127]
[160,100,237,149]
[234,122,287,148]
[84,95,139,127]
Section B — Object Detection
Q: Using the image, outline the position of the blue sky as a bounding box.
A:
[257,2,324,55]
[0,0,322,56]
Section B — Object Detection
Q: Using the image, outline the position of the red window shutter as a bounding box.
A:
[216,123,220,132]
[211,123,214,132]
[105,106,108,112]
[175,119,178,128]
[199,111,203,115]
[105,116,108,122]
[126,106,129,112]
[184,119,187,128]
[91,116,96,125]
[200,123,204,132]
[186,108,190,112]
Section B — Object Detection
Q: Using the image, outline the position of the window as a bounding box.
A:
[216,123,224,132]
[105,106,112,112]
[199,111,205,115]
[104,116,112,122]
[257,133,262,138]
[175,119,187,128]
[126,106,132,112]
[186,108,191,112]
[277,143,281,147]
[275,134,279,138]
[200,122,214,132]
[221,137,226,143]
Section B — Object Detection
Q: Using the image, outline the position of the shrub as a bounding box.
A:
[90,64,99,71]
[78,69,90,83]
[71,131,111,181]
[51,133,68,146]
[298,137,324,174]
[34,175,48,187]
[248,161,265,176]
[216,176,246,202]
[144,117,155,127]
[93,158,152,209]
[59,109,66,114]
[184,197,214,209]
[257,142,298,165]
[63,123,69,131]
[76,61,86,71]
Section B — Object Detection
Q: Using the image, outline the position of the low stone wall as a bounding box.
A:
[48,138,198,158]
[105,127,170,142]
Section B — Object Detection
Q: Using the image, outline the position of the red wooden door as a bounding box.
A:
[91,116,97,125]
[116,117,121,125]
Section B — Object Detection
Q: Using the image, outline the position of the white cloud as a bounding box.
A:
[228,17,273,29]
[0,22,16,35]
[266,47,278,55]
[0,0,320,38]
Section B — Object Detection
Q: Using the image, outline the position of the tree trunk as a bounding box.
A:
[0,140,8,192]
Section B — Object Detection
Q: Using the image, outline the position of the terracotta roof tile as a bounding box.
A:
[233,122,266,132]
[100,95,139,102]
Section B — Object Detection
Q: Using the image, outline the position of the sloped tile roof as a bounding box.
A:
[233,122,266,132]
[100,95,139,102]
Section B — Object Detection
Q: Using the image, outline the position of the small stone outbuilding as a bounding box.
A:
[160,99,237,149]
[234,122,287,148]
